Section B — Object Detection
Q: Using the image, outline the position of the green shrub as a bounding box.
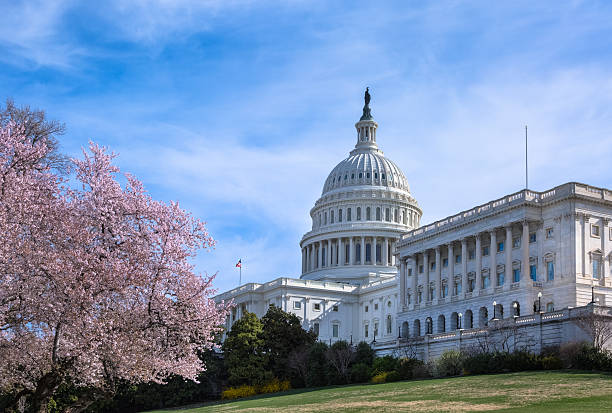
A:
[396,358,424,380]
[386,370,402,382]
[354,342,375,367]
[566,343,612,371]
[371,372,389,384]
[371,355,399,375]
[541,356,563,370]
[413,361,433,379]
[435,350,464,377]
[350,363,372,383]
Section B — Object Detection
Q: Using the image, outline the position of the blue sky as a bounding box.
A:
[2,1,612,293]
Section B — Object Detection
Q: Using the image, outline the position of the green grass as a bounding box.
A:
[149,371,612,412]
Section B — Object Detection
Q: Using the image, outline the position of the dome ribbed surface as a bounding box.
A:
[322,150,410,195]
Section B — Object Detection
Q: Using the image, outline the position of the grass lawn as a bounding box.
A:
[149,371,612,412]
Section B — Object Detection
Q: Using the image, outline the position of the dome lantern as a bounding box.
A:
[354,87,379,151]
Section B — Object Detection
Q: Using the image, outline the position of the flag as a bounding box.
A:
[235,259,242,268]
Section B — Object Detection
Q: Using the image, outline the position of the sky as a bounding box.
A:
[1,0,612,294]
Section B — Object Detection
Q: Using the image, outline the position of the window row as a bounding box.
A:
[317,206,419,227]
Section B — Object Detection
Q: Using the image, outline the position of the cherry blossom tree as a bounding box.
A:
[0,124,229,412]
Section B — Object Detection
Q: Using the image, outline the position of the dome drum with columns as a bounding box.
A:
[300,89,422,284]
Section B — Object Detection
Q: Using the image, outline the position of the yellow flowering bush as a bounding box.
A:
[222,379,291,400]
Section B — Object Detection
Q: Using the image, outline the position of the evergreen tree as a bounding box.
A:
[222,312,268,386]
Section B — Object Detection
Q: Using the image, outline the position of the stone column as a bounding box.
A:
[521,220,530,287]
[461,238,468,297]
[490,230,497,287]
[448,243,455,282]
[400,258,406,309]
[317,242,322,269]
[372,237,377,265]
[361,237,365,265]
[311,244,315,271]
[383,237,389,266]
[603,220,610,283]
[349,237,354,265]
[475,234,482,292]
[411,255,418,308]
[327,239,331,267]
[423,251,430,301]
[505,225,513,286]
[339,238,345,266]
[435,246,442,301]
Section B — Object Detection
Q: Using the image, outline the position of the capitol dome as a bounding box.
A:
[299,89,422,284]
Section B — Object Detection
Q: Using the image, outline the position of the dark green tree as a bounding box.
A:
[260,305,317,380]
[353,341,375,366]
[222,312,269,386]
[305,342,330,387]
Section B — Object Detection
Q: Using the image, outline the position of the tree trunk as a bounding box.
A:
[25,370,64,413]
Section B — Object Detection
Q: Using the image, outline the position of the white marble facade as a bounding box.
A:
[215,94,612,354]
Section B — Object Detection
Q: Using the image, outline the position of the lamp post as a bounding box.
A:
[513,302,518,318]
[492,300,497,320]
[458,312,463,329]
[591,285,595,304]
[537,291,542,313]
[398,326,401,339]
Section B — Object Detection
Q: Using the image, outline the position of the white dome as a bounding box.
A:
[322,148,410,195]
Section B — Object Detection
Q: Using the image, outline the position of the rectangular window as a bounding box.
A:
[455,254,461,264]
[429,287,435,300]
[530,264,537,281]
[482,275,490,289]
[483,246,490,256]
[419,265,424,273]
[546,303,554,312]
[385,208,390,221]
[468,278,475,292]
[547,261,554,281]
[593,259,600,279]
[442,283,448,298]
[333,305,339,312]
[497,272,505,286]
[313,322,319,335]
[357,207,361,220]
[430,262,436,270]
[330,210,334,224]
[591,224,600,237]
[513,238,521,248]
[443,258,448,267]
[529,233,537,243]
[338,209,342,222]
[374,303,379,310]
[365,305,369,312]
[313,303,321,311]
[546,228,554,239]
[408,268,412,276]
[407,294,411,304]
[454,281,462,295]
[364,324,369,338]
[417,291,422,303]
[332,324,339,338]
[497,241,504,252]
[513,269,520,283]
[347,208,352,221]
[374,323,379,337]
[293,301,301,310]
[324,212,327,225]
[468,249,475,260]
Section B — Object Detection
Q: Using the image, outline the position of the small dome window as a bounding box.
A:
[351,173,354,179]
[374,172,378,179]
[367,172,371,178]
[344,174,347,180]
[382,173,386,180]
[359,172,363,178]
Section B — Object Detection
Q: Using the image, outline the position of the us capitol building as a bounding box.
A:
[215,90,612,358]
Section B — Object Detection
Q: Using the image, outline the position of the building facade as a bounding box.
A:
[215,91,612,356]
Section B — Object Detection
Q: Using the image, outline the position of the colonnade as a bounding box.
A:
[302,236,398,273]
[399,221,542,309]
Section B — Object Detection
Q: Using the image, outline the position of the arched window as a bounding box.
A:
[479,307,488,327]
[376,207,381,221]
[451,312,459,330]
[365,244,372,263]
[356,243,361,262]
[324,212,327,225]
[330,210,334,224]
[465,310,473,329]
[386,315,392,334]
[413,319,421,337]
[385,208,390,221]
[366,207,371,220]
[437,314,446,333]
[338,209,342,222]
[347,208,352,221]
[425,317,433,334]
[494,303,503,319]
[357,207,361,220]
[401,321,409,338]
[403,210,407,225]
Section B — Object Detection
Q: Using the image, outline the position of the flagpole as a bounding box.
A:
[239,264,242,286]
